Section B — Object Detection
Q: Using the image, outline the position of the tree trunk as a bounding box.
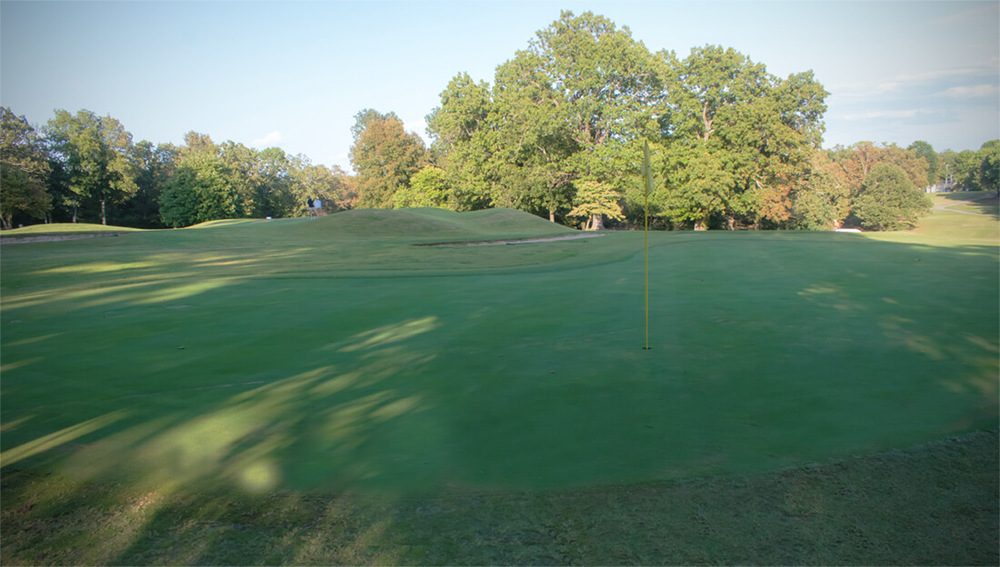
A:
[725,216,735,230]
[701,102,714,141]
[72,205,78,223]
[694,218,707,231]
[590,214,604,231]
[101,199,107,225]
[549,209,555,222]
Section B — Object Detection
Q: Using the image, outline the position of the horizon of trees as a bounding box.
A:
[2,11,997,232]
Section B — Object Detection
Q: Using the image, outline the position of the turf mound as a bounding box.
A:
[304,207,575,241]
[0,223,141,235]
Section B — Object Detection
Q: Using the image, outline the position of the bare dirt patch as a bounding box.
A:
[0,233,123,244]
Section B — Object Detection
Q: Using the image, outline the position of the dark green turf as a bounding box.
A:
[2,209,996,495]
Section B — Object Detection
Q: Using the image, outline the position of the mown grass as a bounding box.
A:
[2,430,995,565]
[1,206,997,564]
[906,191,1000,243]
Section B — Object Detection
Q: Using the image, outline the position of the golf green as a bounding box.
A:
[1,208,997,495]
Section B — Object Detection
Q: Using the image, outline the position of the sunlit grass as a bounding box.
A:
[0,222,143,235]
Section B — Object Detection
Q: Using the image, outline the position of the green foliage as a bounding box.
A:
[977,139,999,194]
[937,141,998,193]
[427,11,662,224]
[661,143,733,228]
[853,162,932,231]
[567,178,624,229]
[393,165,452,209]
[658,45,828,228]
[349,109,428,208]
[0,107,52,228]
[43,109,138,225]
[159,151,240,228]
[158,134,314,227]
[289,156,355,213]
[908,140,939,186]
[8,10,1000,235]
[116,141,178,228]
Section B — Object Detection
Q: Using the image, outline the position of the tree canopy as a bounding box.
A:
[44,109,138,225]
[852,162,932,231]
[349,109,428,209]
[0,108,51,229]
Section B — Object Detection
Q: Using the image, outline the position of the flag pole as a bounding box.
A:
[643,140,651,350]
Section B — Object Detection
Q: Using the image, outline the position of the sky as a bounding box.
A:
[2,0,998,172]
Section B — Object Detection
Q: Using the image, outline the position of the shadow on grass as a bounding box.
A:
[933,191,1000,219]
[2,430,996,565]
[1,230,998,564]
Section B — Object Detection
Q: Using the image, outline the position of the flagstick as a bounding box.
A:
[643,141,651,350]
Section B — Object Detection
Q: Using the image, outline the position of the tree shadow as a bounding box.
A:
[933,191,1000,219]
[1,229,997,563]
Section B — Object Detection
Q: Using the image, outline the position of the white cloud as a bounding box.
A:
[834,60,998,100]
[252,130,283,147]
[843,109,927,121]
[937,84,1000,99]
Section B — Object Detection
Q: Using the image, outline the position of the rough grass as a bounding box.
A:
[2,431,995,565]
[2,206,997,564]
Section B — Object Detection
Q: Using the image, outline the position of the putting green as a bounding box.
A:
[1,208,997,494]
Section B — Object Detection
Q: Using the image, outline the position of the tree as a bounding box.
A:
[567,178,624,229]
[908,140,938,187]
[118,140,178,228]
[975,140,999,196]
[159,152,239,228]
[829,142,930,223]
[0,107,51,228]
[393,165,452,209]
[659,46,828,228]
[509,10,663,226]
[425,11,665,225]
[425,73,494,212]
[289,155,355,214]
[788,151,850,230]
[661,142,733,229]
[852,162,931,231]
[349,109,427,208]
[159,133,244,227]
[484,49,578,219]
[253,146,296,218]
[43,109,138,224]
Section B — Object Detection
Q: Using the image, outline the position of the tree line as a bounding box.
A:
[2,11,997,231]
[0,107,356,230]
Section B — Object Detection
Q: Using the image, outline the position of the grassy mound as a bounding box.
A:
[294,207,575,241]
[0,208,571,242]
[0,222,142,235]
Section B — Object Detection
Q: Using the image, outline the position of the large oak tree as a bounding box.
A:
[44,109,138,225]
[659,46,828,229]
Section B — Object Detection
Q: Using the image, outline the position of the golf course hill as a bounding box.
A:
[299,207,577,242]
[0,207,577,244]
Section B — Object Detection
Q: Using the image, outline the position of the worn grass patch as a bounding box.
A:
[2,430,995,565]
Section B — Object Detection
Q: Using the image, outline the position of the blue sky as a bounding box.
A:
[2,1,998,171]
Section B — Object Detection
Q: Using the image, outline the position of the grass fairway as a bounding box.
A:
[2,206,997,564]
